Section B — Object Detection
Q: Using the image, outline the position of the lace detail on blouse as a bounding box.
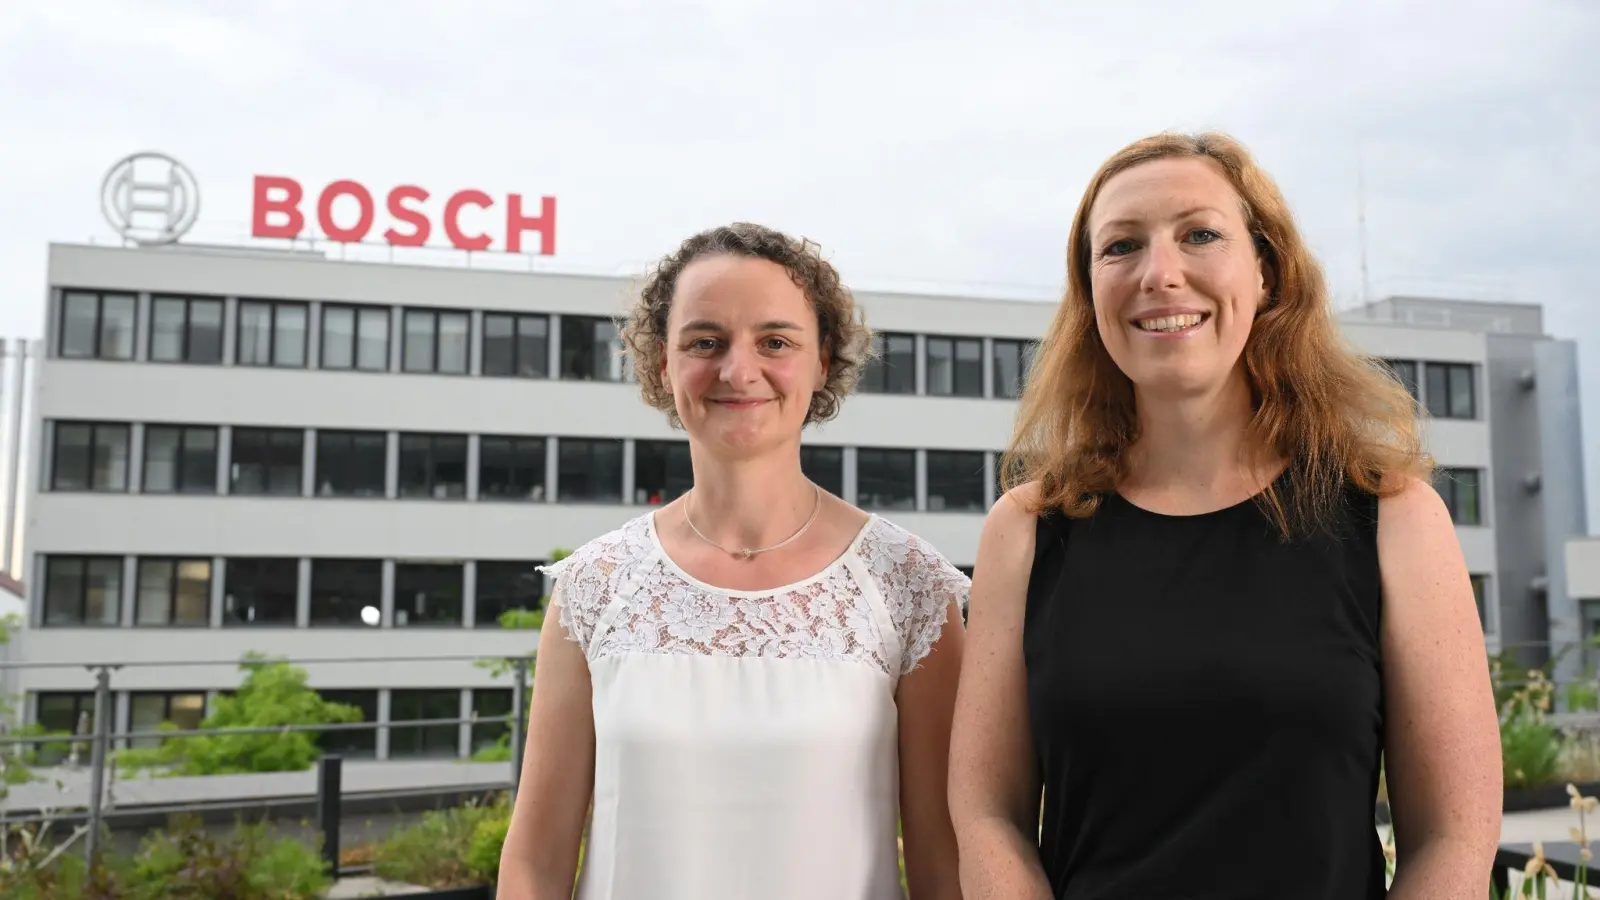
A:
[540,514,969,677]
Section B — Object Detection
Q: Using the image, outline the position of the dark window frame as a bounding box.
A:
[49,421,131,492]
[1434,466,1484,526]
[320,303,392,372]
[236,298,310,368]
[401,307,472,375]
[860,332,917,395]
[475,560,547,630]
[926,449,987,512]
[314,430,389,498]
[230,427,305,496]
[388,689,462,759]
[1383,358,1420,404]
[222,556,300,627]
[633,440,693,506]
[1424,362,1476,420]
[992,338,1038,400]
[309,558,384,627]
[134,557,213,627]
[142,424,219,495]
[482,312,551,378]
[41,555,124,627]
[478,436,547,501]
[558,315,623,382]
[393,562,465,627]
[856,447,917,511]
[556,438,624,503]
[397,433,469,500]
[57,289,137,361]
[127,690,208,749]
[316,689,378,758]
[925,335,984,398]
[800,445,845,498]
[148,294,224,364]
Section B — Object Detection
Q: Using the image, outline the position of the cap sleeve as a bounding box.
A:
[896,534,971,675]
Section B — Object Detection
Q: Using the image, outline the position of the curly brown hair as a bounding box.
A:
[1003,131,1431,540]
[622,222,873,428]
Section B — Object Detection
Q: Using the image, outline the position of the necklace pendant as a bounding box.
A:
[740,548,753,560]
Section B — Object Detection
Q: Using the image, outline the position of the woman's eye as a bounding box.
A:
[1188,229,1221,244]
[691,338,718,351]
[1103,239,1136,257]
[763,338,788,351]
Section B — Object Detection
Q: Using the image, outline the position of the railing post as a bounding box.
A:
[84,665,113,864]
[510,656,530,803]
[317,754,342,878]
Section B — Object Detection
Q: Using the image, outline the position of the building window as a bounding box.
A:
[309,559,383,627]
[557,438,624,503]
[926,336,983,398]
[222,557,299,626]
[397,433,468,499]
[315,430,388,497]
[402,308,471,375]
[1434,467,1484,526]
[1424,362,1476,420]
[479,436,546,501]
[857,448,917,510]
[389,689,461,759]
[135,558,212,627]
[559,315,623,381]
[237,299,309,368]
[231,428,304,496]
[800,446,845,498]
[476,560,545,629]
[321,304,390,371]
[50,421,130,492]
[33,691,95,763]
[634,440,693,505]
[143,425,218,494]
[317,690,378,758]
[394,563,464,627]
[149,295,224,364]
[1383,359,1420,403]
[860,332,916,395]
[471,688,514,755]
[58,290,136,360]
[128,692,207,749]
[42,556,123,626]
[483,313,550,378]
[993,339,1037,400]
[927,450,986,512]
[1470,574,1489,630]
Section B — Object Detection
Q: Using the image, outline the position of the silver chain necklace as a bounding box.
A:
[683,482,823,560]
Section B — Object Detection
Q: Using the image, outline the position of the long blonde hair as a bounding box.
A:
[1002,131,1430,539]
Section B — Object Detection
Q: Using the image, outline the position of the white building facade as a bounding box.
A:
[11,241,1574,759]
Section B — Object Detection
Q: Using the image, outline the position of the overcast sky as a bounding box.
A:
[0,0,1595,526]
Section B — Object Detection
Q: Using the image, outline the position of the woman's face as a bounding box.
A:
[1085,156,1268,401]
[661,254,827,460]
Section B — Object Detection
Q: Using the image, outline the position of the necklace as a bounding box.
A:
[683,482,822,560]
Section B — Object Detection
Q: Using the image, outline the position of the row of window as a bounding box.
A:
[47,422,995,512]
[1383,359,1478,420]
[1433,466,1485,527]
[56,289,1042,400]
[40,555,547,629]
[33,686,514,761]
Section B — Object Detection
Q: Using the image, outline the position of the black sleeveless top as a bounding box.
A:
[1023,475,1387,899]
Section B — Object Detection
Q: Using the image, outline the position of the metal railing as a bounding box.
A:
[0,651,534,864]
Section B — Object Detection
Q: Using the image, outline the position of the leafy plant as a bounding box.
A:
[371,793,508,889]
[465,813,510,884]
[116,654,364,776]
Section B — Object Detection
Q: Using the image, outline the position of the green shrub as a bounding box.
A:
[465,814,511,884]
[372,794,507,888]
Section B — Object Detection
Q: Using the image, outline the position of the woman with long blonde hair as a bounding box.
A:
[948,132,1501,898]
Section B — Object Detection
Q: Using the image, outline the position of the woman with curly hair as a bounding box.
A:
[948,133,1501,898]
[498,222,969,899]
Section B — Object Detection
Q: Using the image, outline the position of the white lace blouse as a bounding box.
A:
[543,511,969,900]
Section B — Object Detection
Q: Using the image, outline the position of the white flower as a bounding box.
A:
[660,588,734,644]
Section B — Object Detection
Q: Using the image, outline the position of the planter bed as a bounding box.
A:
[1503,779,1600,813]
[367,887,491,900]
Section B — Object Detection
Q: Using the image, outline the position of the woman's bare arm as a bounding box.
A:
[497,592,597,898]
[948,489,1053,899]
[897,598,967,899]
